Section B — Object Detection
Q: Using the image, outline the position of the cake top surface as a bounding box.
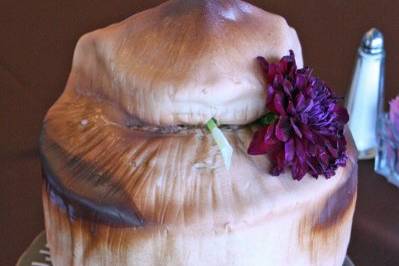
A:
[67,0,303,126]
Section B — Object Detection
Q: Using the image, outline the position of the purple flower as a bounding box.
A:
[248,50,349,180]
[389,96,399,132]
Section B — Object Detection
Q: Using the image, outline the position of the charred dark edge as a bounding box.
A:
[314,133,358,230]
[39,134,145,228]
[314,153,358,229]
[41,164,145,228]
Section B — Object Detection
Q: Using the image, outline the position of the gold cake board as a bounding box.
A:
[17,231,354,266]
[17,232,52,266]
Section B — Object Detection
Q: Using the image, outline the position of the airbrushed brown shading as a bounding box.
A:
[40,0,357,265]
[314,163,357,230]
[67,0,303,126]
[298,133,358,265]
[41,89,357,265]
[41,161,145,227]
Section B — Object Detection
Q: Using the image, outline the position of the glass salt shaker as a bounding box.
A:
[346,28,385,159]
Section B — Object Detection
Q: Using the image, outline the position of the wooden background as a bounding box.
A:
[1,0,399,265]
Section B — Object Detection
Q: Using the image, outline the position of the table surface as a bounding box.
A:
[1,0,399,265]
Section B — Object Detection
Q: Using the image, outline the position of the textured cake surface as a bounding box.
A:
[63,0,302,126]
[40,0,357,265]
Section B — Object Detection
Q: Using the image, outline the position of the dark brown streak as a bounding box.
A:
[314,160,358,231]
[40,131,145,228]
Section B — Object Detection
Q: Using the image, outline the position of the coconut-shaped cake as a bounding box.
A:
[40,0,357,265]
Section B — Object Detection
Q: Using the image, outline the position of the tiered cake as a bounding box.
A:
[40,0,357,265]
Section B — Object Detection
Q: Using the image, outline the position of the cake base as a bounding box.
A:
[17,231,356,266]
[42,159,357,266]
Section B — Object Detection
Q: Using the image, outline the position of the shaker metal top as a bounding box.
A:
[361,28,384,54]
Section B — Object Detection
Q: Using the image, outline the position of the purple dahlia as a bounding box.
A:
[248,50,349,180]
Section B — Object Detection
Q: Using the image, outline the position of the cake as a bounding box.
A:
[40,0,358,265]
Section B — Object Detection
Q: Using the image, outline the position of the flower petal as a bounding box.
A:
[247,127,269,155]
[266,85,275,106]
[290,118,303,138]
[275,116,290,142]
[334,105,349,124]
[287,100,296,115]
[267,64,278,82]
[295,75,307,90]
[300,124,315,143]
[295,137,306,163]
[264,124,275,142]
[292,158,307,180]
[295,92,306,111]
[256,56,269,74]
[285,138,295,162]
[273,92,287,115]
[276,149,286,172]
[283,79,294,96]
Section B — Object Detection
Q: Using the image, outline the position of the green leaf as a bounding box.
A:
[257,112,277,125]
